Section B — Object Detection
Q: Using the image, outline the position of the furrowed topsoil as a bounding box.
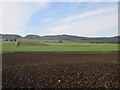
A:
[2,52,120,88]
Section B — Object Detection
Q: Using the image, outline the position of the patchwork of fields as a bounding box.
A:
[1,39,119,53]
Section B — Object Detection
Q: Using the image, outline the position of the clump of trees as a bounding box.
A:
[14,39,17,41]
[5,39,8,41]
[4,39,17,41]
[10,39,13,41]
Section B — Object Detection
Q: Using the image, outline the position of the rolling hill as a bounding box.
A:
[0,34,119,43]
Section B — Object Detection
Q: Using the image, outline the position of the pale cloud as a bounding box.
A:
[42,18,53,23]
[0,2,48,34]
[0,3,2,33]
[44,7,118,37]
[58,6,117,24]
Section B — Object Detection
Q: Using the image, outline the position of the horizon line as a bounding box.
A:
[0,33,119,38]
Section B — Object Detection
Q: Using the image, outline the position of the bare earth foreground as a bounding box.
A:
[2,52,120,89]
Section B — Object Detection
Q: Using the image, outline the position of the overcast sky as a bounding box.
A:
[0,1,118,37]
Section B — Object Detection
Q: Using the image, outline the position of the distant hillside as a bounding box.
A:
[25,35,41,39]
[1,34,120,43]
[41,34,119,43]
[0,34,22,39]
[42,34,88,41]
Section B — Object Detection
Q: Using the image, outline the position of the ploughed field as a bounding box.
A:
[2,52,120,88]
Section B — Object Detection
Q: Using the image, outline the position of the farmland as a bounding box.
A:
[2,52,120,88]
[1,1,119,88]
[1,39,119,53]
[1,39,120,89]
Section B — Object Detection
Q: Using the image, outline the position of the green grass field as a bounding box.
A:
[1,39,119,54]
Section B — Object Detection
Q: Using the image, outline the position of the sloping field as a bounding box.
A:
[2,52,120,88]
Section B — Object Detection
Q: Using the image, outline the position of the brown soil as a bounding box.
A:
[2,52,120,89]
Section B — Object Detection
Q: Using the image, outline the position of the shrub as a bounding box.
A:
[59,40,63,43]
